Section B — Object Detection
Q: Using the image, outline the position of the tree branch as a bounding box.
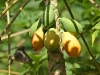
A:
[62,0,75,19]
[5,1,11,74]
[0,0,30,40]
[89,0,100,9]
[0,0,19,18]
[1,28,30,40]
[0,70,20,75]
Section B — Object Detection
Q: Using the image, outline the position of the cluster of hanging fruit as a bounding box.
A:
[29,4,83,58]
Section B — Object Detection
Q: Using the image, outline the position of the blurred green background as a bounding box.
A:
[0,0,100,75]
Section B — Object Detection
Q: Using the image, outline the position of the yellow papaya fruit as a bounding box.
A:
[61,32,81,58]
[31,26,44,51]
[44,28,60,51]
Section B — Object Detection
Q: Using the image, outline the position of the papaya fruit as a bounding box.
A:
[44,28,60,51]
[41,5,55,28]
[61,32,81,58]
[31,26,44,51]
[59,17,83,35]
[29,20,43,37]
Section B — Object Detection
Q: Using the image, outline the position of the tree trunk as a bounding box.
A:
[47,48,66,75]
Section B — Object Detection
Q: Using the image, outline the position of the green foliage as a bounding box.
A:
[0,0,6,6]
[77,0,83,3]
[71,56,100,75]
[19,48,48,75]
[92,21,100,46]
[0,0,100,75]
[92,30,99,47]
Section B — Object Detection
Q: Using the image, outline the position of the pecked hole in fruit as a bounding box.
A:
[64,40,81,58]
[50,39,54,45]
[70,47,79,58]
[64,40,70,54]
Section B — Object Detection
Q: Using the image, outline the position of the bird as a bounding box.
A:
[7,46,33,66]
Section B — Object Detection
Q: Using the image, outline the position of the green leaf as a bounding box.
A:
[77,0,83,3]
[92,22,100,30]
[92,30,99,47]
[39,0,45,9]
[96,55,100,63]
[82,70,100,75]
[79,59,95,69]
[0,0,6,6]
[38,65,48,75]
[94,18,100,25]
[29,19,43,37]
[71,57,99,75]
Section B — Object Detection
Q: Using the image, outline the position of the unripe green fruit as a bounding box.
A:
[61,32,81,58]
[44,28,60,51]
[60,18,83,35]
[41,5,55,27]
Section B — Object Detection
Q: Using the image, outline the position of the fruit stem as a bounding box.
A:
[62,0,100,72]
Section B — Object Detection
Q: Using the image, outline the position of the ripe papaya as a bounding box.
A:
[44,28,60,51]
[41,5,55,28]
[31,26,44,51]
[61,32,81,58]
[29,20,43,37]
[59,17,83,35]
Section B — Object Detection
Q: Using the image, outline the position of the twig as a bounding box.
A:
[7,0,11,3]
[5,1,11,75]
[62,0,100,72]
[1,28,29,52]
[0,56,7,59]
[1,28,30,40]
[0,39,26,52]
[62,0,75,19]
[0,0,30,40]
[16,39,26,47]
[0,0,19,18]
[0,70,20,75]
[80,33,100,71]
[89,0,100,9]
[8,32,11,75]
